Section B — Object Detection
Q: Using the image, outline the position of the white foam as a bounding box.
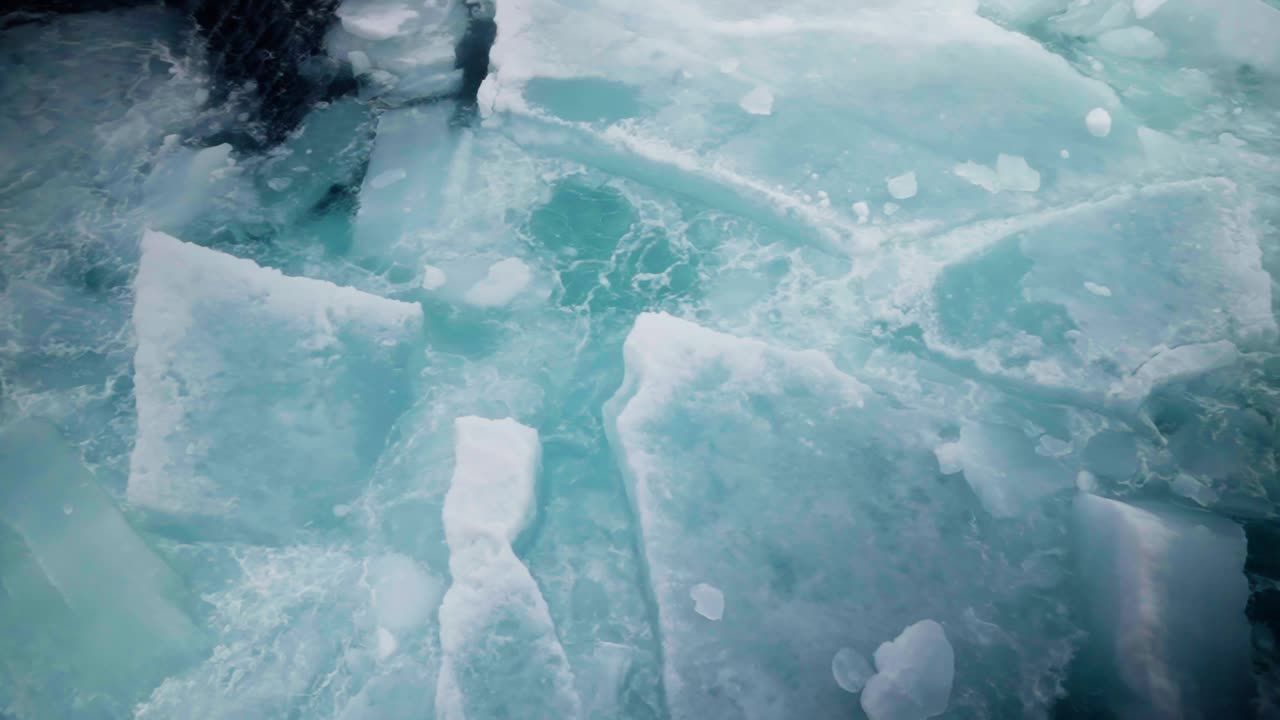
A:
[861,620,954,720]
[464,257,532,307]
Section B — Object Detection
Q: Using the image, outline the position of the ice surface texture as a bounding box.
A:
[1,0,1278,717]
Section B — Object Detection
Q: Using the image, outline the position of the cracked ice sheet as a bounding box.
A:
[605,313,1080,719]
[436,417,581,719]
[480,0,1134,254]
[128,230,422,539]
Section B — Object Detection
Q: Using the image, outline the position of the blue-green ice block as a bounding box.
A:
[0,420,206,718]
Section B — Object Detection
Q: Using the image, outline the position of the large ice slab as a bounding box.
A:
[435,417,581,719]
[480,0,1132,251]
[0,420,205,717]
[128,230,422,538]
[1074,494,1254,718]
[605,313,1079,719]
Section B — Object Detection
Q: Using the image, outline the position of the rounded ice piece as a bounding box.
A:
[1086,108,1112,137]
[832,647,874,693]
[739,86,774,115]
[1084,281,1112,297]
[861,619,954,720]
[375,626,398,660]
[886,171,918,200]
[853,201,870,224]
[690,583,724,621]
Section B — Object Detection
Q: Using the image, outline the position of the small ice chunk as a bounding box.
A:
[375,627,398,660]
[718,58,740,73]
[933,442,963,475]
[464,258,532,307]
[1059,149,1070,159]
[832,647,874,694]
[886,171,918,200]
[1076,470,1099,493]
[348,50,372,76]
[1097,26,1167,58]
[1133,0,1168,19]
[690,583,724,621]
[338,4,418,41]
[421,264,447,290]
[883,202,900,216]
[333,503,352,517]
[1218,132,1245,148]
[1084,281,1112,297]
[995,154,1040,192]
[862,620,954,720]
[369,168,407,190]
[367,553,441,633]
[739,86,774,115]
[954,155,1039,193]
[1086,108,1112,137]
[267,177,292,191]
[853,201,870,224]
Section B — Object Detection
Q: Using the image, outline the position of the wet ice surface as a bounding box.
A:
[1,0,1278,718]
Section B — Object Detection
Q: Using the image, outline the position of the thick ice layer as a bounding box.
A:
[1074,494,1253,718]
[0,420,205,717]
[606,313,1078,718]
[128,230,422,537]
[436,417,581,719]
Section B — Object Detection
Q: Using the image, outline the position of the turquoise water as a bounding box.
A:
[1,1,1279,718]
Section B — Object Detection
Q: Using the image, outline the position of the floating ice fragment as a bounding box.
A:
[1084,281,1112,297]
[884,202,900,216]
[690,583,725,621]
[853,201,870,224]
[267,177,292,191]
[718,58,740,73]
[337,3,419,41]
[348,49,372,75]
[739,86,774,115]
[422,264,447,290]
[994,154,1040,192]
[367,553,440,633]
[1133,0,1168,19]
[887,171,918,200]
[832,647,874,694]
[862,620,954,720]
[369,167,407,189]
[1086,108,1112,137]
[464,257,532,307]
[1060,149,1070,159]
[375,627,398,660]
[1097,27,1167,58]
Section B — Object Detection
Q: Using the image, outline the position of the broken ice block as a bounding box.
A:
[128,230,422,538]
[435,417,581,719]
